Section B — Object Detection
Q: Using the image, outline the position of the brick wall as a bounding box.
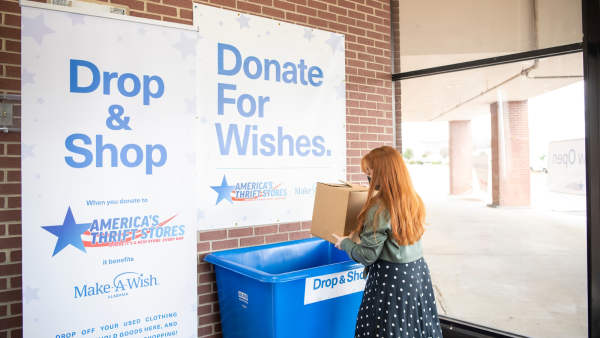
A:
[0,0,393,335]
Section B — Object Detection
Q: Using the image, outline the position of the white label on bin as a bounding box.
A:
[238,291,248,303]
[304,268,366,305]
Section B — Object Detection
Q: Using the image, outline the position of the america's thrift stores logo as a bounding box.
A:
[42,207,184,256]
[210,175,287,205]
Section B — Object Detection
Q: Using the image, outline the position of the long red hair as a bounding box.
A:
[355,146,426,246]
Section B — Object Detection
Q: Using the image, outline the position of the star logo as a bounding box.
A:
[303,28,315,42]
[24,285,40,304]
[65,13,86,26]
[324,32,344,55]
[197,209,205,220]
[42,207,91,257]
[210,176,235,205]
[236,14,251,29]
[334,81,345,99]
[172,32,202,61]
[22,13,55,46]
[183,96,196,115]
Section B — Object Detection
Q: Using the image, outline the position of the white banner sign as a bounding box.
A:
[194,5,346,230]
[22,6,197,337]
[304,268,366,305]
[548,139,586,195]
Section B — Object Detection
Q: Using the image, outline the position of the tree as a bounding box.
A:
[439,147,449,158]
[403,148,414,160]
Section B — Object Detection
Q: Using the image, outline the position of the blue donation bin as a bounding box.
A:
[204,238,366,338]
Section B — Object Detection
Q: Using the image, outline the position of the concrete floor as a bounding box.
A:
[409,165,587,338]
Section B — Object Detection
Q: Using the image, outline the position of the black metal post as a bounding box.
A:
[583,0,600,336]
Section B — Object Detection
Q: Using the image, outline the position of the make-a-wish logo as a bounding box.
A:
[295,183,317,196]
[42,207,182,257]
[210,175,287,205]
[74,272,158,299]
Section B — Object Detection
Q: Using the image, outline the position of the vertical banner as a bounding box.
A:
[194,5,346,230]
[21,6,198,337]
[548,139,586,195]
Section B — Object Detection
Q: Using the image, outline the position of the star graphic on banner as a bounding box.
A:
[118,36,123,41]
[266,30,270,36]
[35,173,41,179]
[236,14,251,29]
[579,181,585,191]
[172,32,201,61]
[22,13,55,46]
[36,97,44,104]
[183,96,196,115]
[22,143,35,160]
[65,13,86,26]
[42,207,91,257]
[219,20,224,26]
[303,28,315,42]
[190,303,197,313]
[197,209,205,220]
[36,55,40,58]
[324,32,344,55]
[200,116,208,124]
[138,27,147,36]
[257,34,261,38]
[334,81,345,99]
[287,209,291,214]
[211,176,235,205]
[243,216,247,221]
[22,69,36,86]
[188,69,196,76]
[24,285,40,304]
[34,119,38,123]
[34,318,39,323]
[186,151,196,165]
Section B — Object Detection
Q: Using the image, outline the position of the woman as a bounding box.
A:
[332,146,442,338]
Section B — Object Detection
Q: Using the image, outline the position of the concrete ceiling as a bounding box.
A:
[399,0,582,72]
[400,52,583,122]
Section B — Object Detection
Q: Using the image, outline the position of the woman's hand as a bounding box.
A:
[332,232,355,250]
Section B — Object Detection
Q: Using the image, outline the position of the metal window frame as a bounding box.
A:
[391,42,583,81]
[583,0,599,337]
[390,0,599,337]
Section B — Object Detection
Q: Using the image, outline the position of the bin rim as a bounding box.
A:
[203,238,364,283]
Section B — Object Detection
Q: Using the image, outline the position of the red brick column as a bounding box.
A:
[490,101,530,207]
[449,120,473,195]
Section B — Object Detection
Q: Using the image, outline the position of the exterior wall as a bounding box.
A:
[448,120,473,195]
[0,0,393,336]
[490,101,531,207]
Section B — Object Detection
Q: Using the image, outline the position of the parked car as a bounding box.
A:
[531,159,548,173]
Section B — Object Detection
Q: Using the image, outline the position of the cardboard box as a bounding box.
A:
[311,181,368,245]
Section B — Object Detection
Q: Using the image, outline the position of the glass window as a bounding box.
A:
[401,52,586,337]
[397,0,583,72]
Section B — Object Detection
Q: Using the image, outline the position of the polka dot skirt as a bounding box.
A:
[354,259,442,338]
